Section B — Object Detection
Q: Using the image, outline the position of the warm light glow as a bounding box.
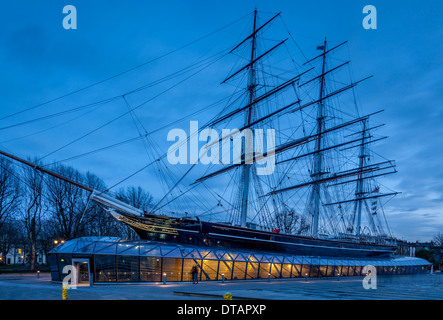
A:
[54,240,58,244]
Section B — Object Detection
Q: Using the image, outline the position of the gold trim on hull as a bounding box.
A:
[118,216,179,235]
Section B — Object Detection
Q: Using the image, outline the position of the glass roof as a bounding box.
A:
[50,236,431,267]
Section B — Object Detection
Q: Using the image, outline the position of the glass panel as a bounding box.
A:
[201,251,218,260]
[183,259,201,282]
[270,263,281,278]
[246,254,259,263]
[377,266,384,275]
[117,243,139,256]
[94,243,117,255]
[73,240,96,253]
[301,265,310,278]
[259,262,271,279]
[253,254,264,262]
[246,262,259,279]
[348,266,355,277]
[341,266,349,276]
[162,257,183,281]
[383,266,389,275]
[56,241,77,253]
[282,256,294,264]
[48,254,58,272]
[232,262,247,280]
[334,266,342,277]
[182,248,201,259]
[326,265,334,277]
[219,252,234,261]
[292,264,301,277]
[161,246,178,256]
[355,266,362,276]
[201,259,218,281]
[163,248,182,258]
[319,265,327,277]
[141,245,162,257]
[117,255,139,282]
[57,254,72,282]
[218,260,233,280]
[293,257,303,264]
[310,265,319,277]
[234,253,247,262]
[281,264,292,278]
[140,257,161,281]
[95,255,116,282]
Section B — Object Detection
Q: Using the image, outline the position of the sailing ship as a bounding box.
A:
[1,9,400,258]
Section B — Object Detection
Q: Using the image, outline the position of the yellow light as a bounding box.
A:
[54,240,58,244]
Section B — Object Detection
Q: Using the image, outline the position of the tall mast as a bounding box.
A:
[312,37,327,237]
[240,8,257,228]
[355,119,367,236]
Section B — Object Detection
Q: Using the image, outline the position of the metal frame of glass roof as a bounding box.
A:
[50,236,430,268]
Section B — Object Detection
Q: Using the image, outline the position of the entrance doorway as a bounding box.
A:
[72,259,91,286]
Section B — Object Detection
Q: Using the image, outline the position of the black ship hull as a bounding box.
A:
[116,212,396,258]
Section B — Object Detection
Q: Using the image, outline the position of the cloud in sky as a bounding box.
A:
[0,0,441,242]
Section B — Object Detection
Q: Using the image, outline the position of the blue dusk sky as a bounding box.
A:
[0,1,441,242]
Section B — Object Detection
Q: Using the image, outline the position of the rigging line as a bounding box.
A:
[0,96,121,131]
[37,52,228,162]
[104,158,158,192]
[278,15,310,64]
[0,12,250,123]
[2,48,229,132]
[0,102,107,145]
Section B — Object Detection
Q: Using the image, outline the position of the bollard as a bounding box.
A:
[62,285,68,300]
[337,273,340,281]
[305,273,308,281]
[37,270,40,279]
[223,292,232,300]
[221,274,225,283]
[163,273,167,285]
[268,273,271,282]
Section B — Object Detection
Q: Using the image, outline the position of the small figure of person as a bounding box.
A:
[191,265,199,284]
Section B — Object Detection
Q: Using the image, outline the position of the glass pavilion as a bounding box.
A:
[48,237,431,283]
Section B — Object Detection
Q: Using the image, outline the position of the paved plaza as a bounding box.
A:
[0,272,441,300]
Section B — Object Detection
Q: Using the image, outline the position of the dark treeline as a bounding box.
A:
[0,157,153,271]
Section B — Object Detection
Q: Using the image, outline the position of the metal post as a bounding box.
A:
[37,270,40,279]
[268,273,271,282]
[163,273,167,285]
[221,274,225,283]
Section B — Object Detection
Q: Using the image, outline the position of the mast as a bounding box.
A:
[355,119,367,236]
[312,37,327,237]
[240,8,257,228]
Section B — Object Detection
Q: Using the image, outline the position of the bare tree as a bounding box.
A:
[116,186,153,213]
[20,163,45,271]
[82,172,123,237]
[45,164,89,240]
[0,158,21,230]
[274,209,310,235]
[433,233,443,247]
[0,218,21,265]
[115,186,153,239]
